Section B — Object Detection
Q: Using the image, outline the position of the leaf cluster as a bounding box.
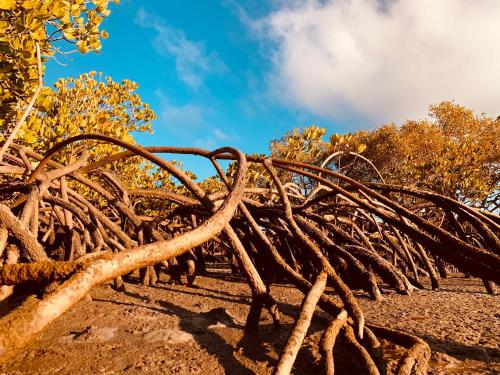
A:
[0,0,118,118]
[352,102,500,205]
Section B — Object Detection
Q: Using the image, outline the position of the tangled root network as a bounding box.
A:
[0,134,498,374]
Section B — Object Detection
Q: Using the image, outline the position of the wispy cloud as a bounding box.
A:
[194,128,236,150]
[155,90,237,149]
[212,128,232,141]
[136,8,227,89]
[221,0,256,31]
[255,0,500,124]
[155,90,206,132]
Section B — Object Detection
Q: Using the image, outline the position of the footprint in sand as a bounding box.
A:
[142,329,194,344]
[62,326,117,343]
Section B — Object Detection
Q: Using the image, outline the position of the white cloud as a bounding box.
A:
[136,8,226,89]
[194,136,218,150]
[194,128,236,150]
[162,103,205,128]
[212,128,232,141]
[155,90,237,148]
[261,0,500,123]
[155,90,206,131]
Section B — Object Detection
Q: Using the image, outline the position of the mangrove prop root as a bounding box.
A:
[274,271,327,375]
[0,134,496,372]
[320,309,348,375]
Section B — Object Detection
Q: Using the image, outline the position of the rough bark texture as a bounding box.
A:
[274,271,327,375]
[0,134,497,374]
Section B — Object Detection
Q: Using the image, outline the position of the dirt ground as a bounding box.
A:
[0,270,498,375]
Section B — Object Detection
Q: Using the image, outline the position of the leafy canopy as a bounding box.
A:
[352,102,499,205]
[0,0,118,118]
[255,102,498,209]
[20,71,155,158]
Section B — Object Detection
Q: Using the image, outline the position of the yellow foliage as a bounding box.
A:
[351,102,500,204]
[23,72,155,168]
[0,0,119,117]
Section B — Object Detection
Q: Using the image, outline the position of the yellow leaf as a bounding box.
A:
[0,20,9,33]
[63,28,78,40]
[71,3,81,17]
[356,143,367,154]
[93,0,107,7]
[25,133,37,144]
[22,0,37,9]
[96,112,109,124]
[123,133,133,143]
[39,96,53,112]
[0,0,16,10]
[32,27,45,41]
[89,37,101,50]
[30,118,41,131]
[52,8,67,19]
[77,40,88,53]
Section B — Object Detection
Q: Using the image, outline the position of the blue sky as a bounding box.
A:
[44,0,500,178]
[44,1,345,172]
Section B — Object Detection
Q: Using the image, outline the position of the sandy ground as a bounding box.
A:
[0,271,498,375]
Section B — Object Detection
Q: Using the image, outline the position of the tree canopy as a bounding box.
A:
[263,102,499,211]
[0,0,118,117]
[352,102,500,208]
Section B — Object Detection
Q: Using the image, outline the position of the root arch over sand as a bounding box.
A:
[0,134,498,374]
